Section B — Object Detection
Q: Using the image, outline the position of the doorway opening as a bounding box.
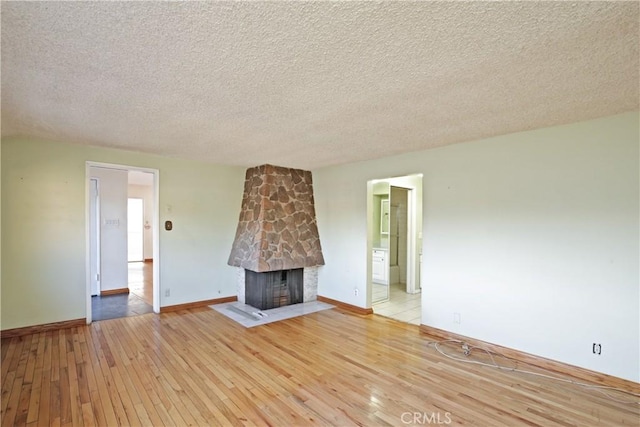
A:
[86,163,160,323]
[368,174,423,325]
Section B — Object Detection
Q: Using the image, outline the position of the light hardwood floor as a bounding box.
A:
[2,307,638,426]
[128,261,153,306]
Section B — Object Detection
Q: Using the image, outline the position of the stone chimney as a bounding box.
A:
[227,164,325,273]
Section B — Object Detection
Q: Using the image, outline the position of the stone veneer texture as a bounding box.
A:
[228,164,325,273]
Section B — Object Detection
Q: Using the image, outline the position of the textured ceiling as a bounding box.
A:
[2,2,638,170]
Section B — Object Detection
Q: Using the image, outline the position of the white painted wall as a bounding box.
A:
[90,167,128,292]
[314,112,639,382]
[128,183,154,260]
[1,138,245,329]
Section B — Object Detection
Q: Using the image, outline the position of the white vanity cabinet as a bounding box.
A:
[372,249,388,285]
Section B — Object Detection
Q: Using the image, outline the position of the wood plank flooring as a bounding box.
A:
[2,307,638,426]
[128,261,153,306]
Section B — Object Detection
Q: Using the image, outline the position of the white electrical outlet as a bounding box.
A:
[354,288,359,296]
[592,343,602,355]
[165,289,170,297]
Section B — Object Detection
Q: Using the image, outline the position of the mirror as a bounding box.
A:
[381,199,390,234]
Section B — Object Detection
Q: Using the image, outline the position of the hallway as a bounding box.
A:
[91,261,153,321]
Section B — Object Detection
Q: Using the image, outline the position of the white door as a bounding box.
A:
[90,179,100,296]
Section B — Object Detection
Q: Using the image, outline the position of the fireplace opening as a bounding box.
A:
[245,268,303,310]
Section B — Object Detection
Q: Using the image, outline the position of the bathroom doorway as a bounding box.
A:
[368,174,423,325]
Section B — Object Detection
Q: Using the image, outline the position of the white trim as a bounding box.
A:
[152,170,160,313]
[366,180,374,308]
[85,164,92,323]
[406,187,418,294]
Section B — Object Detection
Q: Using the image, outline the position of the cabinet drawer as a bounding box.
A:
[372,249,388,285]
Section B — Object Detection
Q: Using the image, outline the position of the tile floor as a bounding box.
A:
[91,262,154,321]
[91,292,153,321]
[373,282,421,325]
[211,300,334,328]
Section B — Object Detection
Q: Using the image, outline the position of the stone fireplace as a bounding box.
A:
[228,164,324,310]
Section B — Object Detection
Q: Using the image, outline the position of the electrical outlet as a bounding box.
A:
[165,288,170,297]
[354,288,359,296]
[454,313,461,324]
[592,343,602,355]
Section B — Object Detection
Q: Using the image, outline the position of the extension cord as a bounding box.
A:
[426,339,640,406]
[462,343,470,356]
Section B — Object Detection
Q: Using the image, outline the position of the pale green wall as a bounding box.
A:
[314,112,640,382]
[1,138,245,329]
[0,139,2,317]
[3,113,639,382]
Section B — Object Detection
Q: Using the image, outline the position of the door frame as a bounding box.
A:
[85,161,161,323]
[405,186,419,294]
